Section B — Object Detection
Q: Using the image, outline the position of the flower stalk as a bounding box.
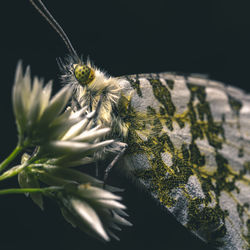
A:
[0,186,62,195]
[0,144,23,173]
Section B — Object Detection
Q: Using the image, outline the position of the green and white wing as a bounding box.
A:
[117,73,250,249]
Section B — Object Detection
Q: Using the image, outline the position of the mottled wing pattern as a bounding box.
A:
[117,73,250,249]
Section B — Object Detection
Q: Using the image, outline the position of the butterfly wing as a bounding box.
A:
[117,73,250,249]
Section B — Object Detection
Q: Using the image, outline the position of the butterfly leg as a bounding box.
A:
[71,95,82,110]
[103,143,127,188]
[95,160,99,178]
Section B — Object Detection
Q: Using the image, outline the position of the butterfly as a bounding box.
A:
[28,0,250,249]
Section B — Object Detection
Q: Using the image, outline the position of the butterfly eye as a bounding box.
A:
[73,64,95,86]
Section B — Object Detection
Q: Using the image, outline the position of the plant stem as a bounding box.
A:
[0,164,27,182]
[0,145,23,173]
[0,148,41,182]
[0,186,62,196]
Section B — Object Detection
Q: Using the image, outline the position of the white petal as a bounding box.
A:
[113,208,129,217]
[55,157,94,167]
[90,140,114,150]
[45,140,114,157]
[69,106,88,119]
[85,119,94,131]
[112,212,133,226]
[70,198,109,241]
[61,208,76,228]
[12,79,26,128]
[73,128,110,142]
[62,119,91,141]
[35,170,70,186]
[109,223,122,231]
[27,76,43,125]
[14,61,23,85]
[106,229,120,241]
[69,110,95,133]
[86,110,96,119]
[89,125,101,131]
[12,63,30,131]
[94,199,126,210]
[45,141,96,155]
[47,112,79,141]
[23,65,31,94]
[40,80,52,115]
[20,66,32,114]
[105,185,124,193]
[41,165,103,186]
[39,85,73,127]
[77,185,122,200]
[50,108,73,128]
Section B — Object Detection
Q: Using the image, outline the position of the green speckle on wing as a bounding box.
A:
[187,203,227,247]
[149,79,176,116]
[166,79,174,89]
[238,147,244,158]
[244,220,250,245]
[189,141,205,167]
[176,117,185,128]
[187,83,224,149]
[243,161,250,171]
[228,95,242,116]
[159,106,173,130]
[147,106,164,133]
[126,77,142,97]
[214,152,239,194]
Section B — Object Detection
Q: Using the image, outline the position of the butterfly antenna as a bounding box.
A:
[29,0,80,62]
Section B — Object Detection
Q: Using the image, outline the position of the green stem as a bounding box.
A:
[0,145,23,173]
[0,186,62,196]
[0,148,42,182]
[0,164,27,182]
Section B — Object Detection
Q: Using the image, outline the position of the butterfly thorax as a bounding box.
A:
[72,67,131,140]
[59,57,128,137]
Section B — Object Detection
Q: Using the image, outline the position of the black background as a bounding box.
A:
[0,0,250,249]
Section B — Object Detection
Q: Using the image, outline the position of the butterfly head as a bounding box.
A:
[73,63,95,86]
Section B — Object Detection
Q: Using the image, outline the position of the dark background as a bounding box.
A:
[0,0,250,249]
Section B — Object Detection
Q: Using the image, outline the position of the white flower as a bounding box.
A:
[13,61,131,241]
[38,111,114,164]
[12,62,113,162]
[12,61,73,147]
[56,183,132,241]
[19,165,132,241]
